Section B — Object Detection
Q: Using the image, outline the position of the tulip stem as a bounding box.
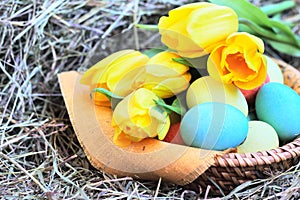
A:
[135,24,159,31]
[154,98,185,116]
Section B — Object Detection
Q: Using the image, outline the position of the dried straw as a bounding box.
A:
[0,0,299,199]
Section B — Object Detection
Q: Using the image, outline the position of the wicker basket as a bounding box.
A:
[59,58,300,196]
[189,59,300,195]
[192,137,300,195]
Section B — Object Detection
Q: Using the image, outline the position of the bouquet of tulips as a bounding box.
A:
[80,0,300,150]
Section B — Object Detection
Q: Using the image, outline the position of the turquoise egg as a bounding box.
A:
[180,102,248,150]
[256,82,300,141]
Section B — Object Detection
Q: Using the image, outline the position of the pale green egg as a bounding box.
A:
[265,56,284,84]
[237,121,279,154]
[186,76,248,116]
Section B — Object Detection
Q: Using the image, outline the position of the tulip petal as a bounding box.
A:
[226,32,264,53]
[91,83,111,106]
[80,49,135,86]
[157,116,171,140]
[234,55,267,90]
[207,47,225,82]
[113,127,132,147]
[148,74,191,98]
[158,3,238,58]
[187,5,238,51]
[106,52,149,91]
[225,53,256,81]
[147,52,189,75]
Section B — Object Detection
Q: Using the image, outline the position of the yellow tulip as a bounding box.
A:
[80,49,149,106]
[207,32,267,90]
[158,2,238,58]
[141,51,191,98]
[112,88,170,147]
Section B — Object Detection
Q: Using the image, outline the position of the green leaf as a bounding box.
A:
[260,0,295,16]
[90,88,123,109]
[172,57,194,68]
[238,18,295,45]
[267,40,300,57]
[154,98,185,116]
[269,20,300,46]
[171,98,186,115]
[143,48,165,58]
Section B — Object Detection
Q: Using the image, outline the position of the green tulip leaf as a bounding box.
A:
[238,18,295,45]
[260,0,295,16]
[91,88,123,109]
[143,48,166,58]
[269,20,300,46]
[171,98,186,115]
[154,98,184,116]
[267,40,300,57]
[172,57,194,68]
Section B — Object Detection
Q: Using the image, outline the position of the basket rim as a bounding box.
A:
[213,136,300,168]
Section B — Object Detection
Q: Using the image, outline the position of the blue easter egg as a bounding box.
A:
[180,102,248,150]
[256,82,300,141]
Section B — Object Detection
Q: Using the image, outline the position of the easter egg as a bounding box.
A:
[256,82,300,141]
[237,121,279,153]
[180,102,248,150]
[265,56,284,84]
[186,76,248,116]
[163,123,185,145]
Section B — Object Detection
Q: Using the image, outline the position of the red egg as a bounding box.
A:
[163,122,185,145]
[240,75,270,105]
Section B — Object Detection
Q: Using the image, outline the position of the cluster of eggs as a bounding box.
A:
[165,56,300,153]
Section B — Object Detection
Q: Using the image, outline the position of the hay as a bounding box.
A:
[0,0,299,199]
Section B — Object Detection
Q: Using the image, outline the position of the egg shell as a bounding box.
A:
[163,122,185,145]
[180,102,248,150]
[265,56,284,84]
[237,121,279,154]
[186,76,248,116]
[256,82,300,141]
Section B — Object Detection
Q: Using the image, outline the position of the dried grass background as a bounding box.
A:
[0,0,300,199]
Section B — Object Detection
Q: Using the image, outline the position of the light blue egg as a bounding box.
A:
[180,102,248,150]
[256,82,300,141]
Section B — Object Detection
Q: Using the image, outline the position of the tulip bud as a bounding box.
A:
[112,88,170,147]
[141,51,191,98]
[158,2,238,58]
[80,50,149,106]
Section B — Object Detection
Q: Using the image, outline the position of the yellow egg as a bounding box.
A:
[265,56,284,84]
[186,76,248,116]
[237,121,279,154]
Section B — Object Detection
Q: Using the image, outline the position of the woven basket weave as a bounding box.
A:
[190,59,300,195]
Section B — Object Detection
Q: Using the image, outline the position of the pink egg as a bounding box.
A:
[240,75,270,106]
